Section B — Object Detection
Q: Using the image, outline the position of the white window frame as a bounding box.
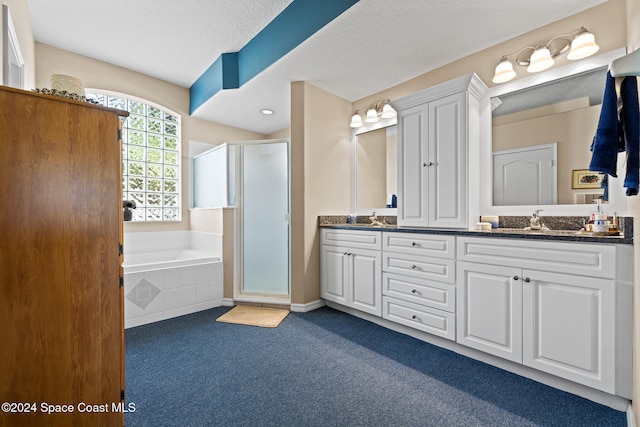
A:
[87,89,182,222]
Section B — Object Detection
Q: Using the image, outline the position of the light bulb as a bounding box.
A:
[567,31,599,60]
[492,58,516,84]
[365,108,379,123]
[527,47,554,73]
[350,113,363,128]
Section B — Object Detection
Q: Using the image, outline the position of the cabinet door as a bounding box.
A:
[349,248,382,316]
[522,270,616,393]
[0,89,125,426]
[457,261,523,363]
[428,92,467,228]
[397,103,428,226]
[320,245,349,305]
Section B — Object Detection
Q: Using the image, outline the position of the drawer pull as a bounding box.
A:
[412,315,418,320]
[524,277,531,283]
[410,265,417,269]
[423,162,434,167]
[513,275,519,281]
[411,289,417,294]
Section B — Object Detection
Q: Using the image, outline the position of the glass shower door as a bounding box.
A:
[241,141,289,296]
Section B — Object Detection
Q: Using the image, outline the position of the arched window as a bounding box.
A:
[88,90,181,222]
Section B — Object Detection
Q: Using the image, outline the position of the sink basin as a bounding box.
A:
[335,223,396,228]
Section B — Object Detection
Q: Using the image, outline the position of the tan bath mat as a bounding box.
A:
[216,305,290,328]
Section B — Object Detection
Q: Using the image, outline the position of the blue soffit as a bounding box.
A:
[189,0,359,115]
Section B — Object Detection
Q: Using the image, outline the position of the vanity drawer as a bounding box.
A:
[383,232,455,259]
[457,237,616,279]
[382,252,455,283]
[321,229,382,250]
[383,272,455,313]
[383,296,455,341]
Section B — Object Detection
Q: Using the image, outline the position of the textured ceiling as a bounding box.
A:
[29,0,606,134]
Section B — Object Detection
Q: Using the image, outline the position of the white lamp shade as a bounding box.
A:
[350,113,363,128]
[365,108,379,123]
[492,59,516,84]
[527,47,554,73]
[567,31,599,60]
[380,103,396,119]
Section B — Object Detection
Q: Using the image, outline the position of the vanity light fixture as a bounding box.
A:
[492,27,599,84]
[350,99,396,128]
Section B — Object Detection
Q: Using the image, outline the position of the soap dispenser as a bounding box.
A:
[593,200,609,234]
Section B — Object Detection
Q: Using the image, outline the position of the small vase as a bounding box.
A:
[50,74,84,96]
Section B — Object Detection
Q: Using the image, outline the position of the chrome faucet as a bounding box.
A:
[527,209,549,231]
[369,211,385,226]
[529,210,543,230]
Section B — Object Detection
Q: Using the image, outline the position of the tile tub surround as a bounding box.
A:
[123,231,224,328]
[318,216,633,244]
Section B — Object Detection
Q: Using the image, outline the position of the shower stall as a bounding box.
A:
[192,139,290,302]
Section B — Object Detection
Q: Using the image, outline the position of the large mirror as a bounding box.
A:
[482,48,629,216]
[351,117,397,214]
[492,67,606,206]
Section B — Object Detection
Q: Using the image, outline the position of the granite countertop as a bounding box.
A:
[318,216,633,245]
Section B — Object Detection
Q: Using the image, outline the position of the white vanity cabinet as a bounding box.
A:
[320,229,382,316]
[456,236,632,397]
[392,73,488,229]
[381,232,457,340]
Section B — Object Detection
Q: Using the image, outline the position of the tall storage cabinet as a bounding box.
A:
[392,74,488,229]
[0,86,128,427]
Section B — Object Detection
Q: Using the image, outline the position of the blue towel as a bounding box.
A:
[589,71,623,177]
[621,76,639,195]
[589,72,640,197]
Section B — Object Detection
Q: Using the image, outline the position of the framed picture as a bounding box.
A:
[572,169,605,189]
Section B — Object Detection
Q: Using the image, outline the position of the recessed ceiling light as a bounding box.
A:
[261,109,274,115]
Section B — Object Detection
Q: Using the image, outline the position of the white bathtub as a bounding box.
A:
[123,249,218,273]
[123,231,223,328]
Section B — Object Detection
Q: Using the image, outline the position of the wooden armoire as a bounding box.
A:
[0,86,128,427]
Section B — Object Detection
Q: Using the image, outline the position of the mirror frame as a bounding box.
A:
[481,47,628,217]
[350,116,397,215]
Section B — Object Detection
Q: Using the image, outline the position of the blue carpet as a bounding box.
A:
[125,306,626,426]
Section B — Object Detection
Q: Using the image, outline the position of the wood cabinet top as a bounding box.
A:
[0,84,129,117]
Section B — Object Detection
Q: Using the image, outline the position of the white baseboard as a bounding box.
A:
[290,299,325,312]
[222,298,235,306]
[628,403,636,427]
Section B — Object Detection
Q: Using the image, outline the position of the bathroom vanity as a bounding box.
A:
[319,222,633,406]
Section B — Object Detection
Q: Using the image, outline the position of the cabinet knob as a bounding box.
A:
[411,242,418,247]
[524,277,531,282]
[411,289,417,294]
[513,275,520,280]
[410,265,417,269]
[412,315,418,320]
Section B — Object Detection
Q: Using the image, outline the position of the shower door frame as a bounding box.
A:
[234,139,291,303]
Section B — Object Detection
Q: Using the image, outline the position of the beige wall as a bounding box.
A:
[1,0,36,88]
[290,81,351,305]
[625,0,640,422]
[35,43,266,233]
